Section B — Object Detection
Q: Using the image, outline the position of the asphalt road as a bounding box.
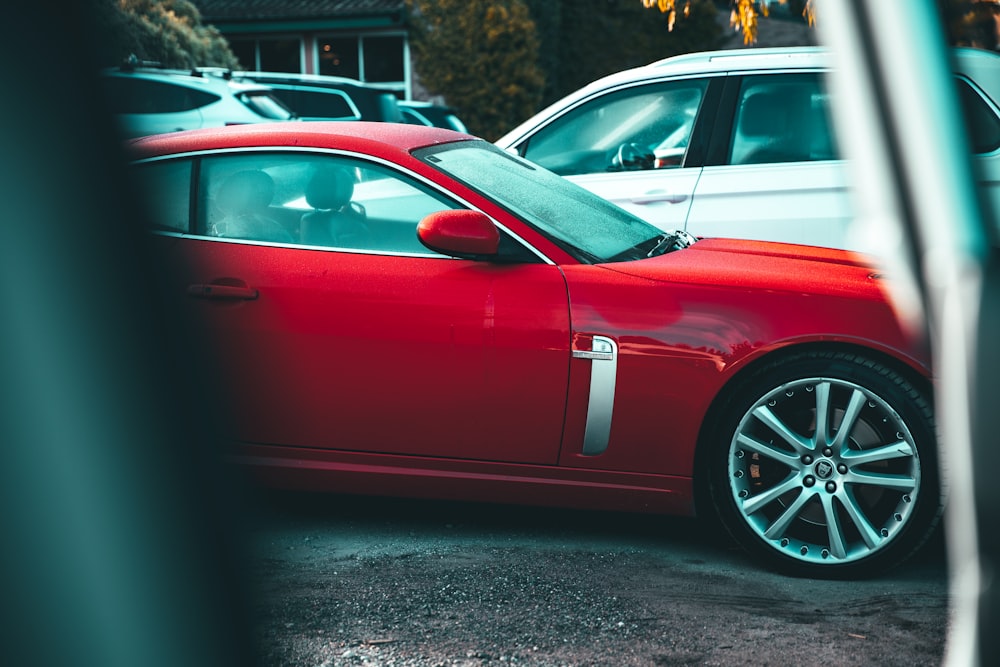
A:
[243,490,949,666]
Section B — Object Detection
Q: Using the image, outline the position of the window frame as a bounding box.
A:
[517,75,721,176]
[955,75,1000,155]
[131,147,545,263]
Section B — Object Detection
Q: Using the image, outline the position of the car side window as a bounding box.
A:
[520,79,709,176]
[956,78,1000,155]
[102,77,218,114]
[196,153,459,255]
[131,159,192,233]
[274,88,360,120]
[729,73,839,166]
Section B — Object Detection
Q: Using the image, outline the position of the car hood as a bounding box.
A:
[603,238,886,299]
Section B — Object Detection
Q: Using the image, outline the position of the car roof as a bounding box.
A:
[599,46,830,87]
[647,45,830,71]
[622,44,997,86]
[227,71,392,91]
[126,121,475,161]
[102,67,275,94]
[952,47,1000,105]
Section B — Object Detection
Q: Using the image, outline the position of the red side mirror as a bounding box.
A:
[417,209,500,259]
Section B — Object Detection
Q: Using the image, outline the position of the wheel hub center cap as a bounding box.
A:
[814,459,836,480]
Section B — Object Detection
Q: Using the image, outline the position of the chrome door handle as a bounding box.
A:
[630,191,688,205]
[572,335,618,456]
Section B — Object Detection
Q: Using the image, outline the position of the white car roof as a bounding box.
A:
[577,46,830,92]
[647,46,829,70]
[953,47,1000,106]
[497,45,1000,147]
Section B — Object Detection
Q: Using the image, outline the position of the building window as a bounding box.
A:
[259,39,302,72]
[317,33,406,90]
[362,36,404,83]
[229,37,303,72]
[229,40,256,70]
[319,37,360,79]
[228,32,408,96]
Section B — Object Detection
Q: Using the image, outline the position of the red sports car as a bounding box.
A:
[129,122,939,578]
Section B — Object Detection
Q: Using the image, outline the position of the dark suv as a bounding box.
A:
[218,71,403,123]
[399,101,468,133]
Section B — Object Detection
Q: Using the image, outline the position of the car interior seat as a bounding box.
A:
[210,169,293,243]
[300,166,370,247]
[730,87,814,166]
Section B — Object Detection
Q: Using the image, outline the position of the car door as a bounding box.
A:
[514,77,717,232]
[686,71,856,250]
[136,150,571,465]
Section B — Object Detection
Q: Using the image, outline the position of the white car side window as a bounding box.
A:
[729,73,839,166]
[522,79,708,176]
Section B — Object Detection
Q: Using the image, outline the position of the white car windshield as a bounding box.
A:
[415,140,669,263]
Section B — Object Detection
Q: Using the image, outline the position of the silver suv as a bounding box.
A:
[101,66,296,138]
[497,46,1000,252]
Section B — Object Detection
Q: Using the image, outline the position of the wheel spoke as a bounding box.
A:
[820,493,847,559]
[814,381,832,446]
[838,487,883,549]
[846,470,917,492]
[751,405,813,455]
[741,472,801,516]
[762,486,814,539]
[735,432,802,467]
[830,388,867,451]
[841,440,914,467]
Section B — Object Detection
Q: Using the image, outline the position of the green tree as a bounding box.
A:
[406,0,545,141]
[92,0,238,69]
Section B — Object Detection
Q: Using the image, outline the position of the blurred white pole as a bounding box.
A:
[817,2,995,666]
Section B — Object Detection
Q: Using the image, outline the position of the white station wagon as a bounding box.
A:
[496,46,1000,252]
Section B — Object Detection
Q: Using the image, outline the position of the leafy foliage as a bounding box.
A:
[938,0,1000,50]
[91,0,238,69]
[645,1,998,49]
[406,0,545,141]
[644,1,815,44]
[408,0,722,137]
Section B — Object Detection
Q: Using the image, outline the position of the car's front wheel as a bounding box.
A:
[705,350,941,578]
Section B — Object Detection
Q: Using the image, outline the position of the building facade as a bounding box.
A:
[192,1,411,98]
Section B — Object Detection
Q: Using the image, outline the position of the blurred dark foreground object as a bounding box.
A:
[0,4,257,666]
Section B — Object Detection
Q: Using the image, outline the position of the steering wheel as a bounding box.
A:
[611,143,655,171]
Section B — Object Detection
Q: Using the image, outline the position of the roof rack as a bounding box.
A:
[192,66,233,79]
[119,53,162,72]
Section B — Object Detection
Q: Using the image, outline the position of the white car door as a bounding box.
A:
[565,168,703,232]
[686,160,854,248]
[685,71,858,250]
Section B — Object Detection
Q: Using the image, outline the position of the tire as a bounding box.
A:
[705,350,941,578]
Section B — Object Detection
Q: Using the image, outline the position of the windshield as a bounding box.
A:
[415,140,668,263]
